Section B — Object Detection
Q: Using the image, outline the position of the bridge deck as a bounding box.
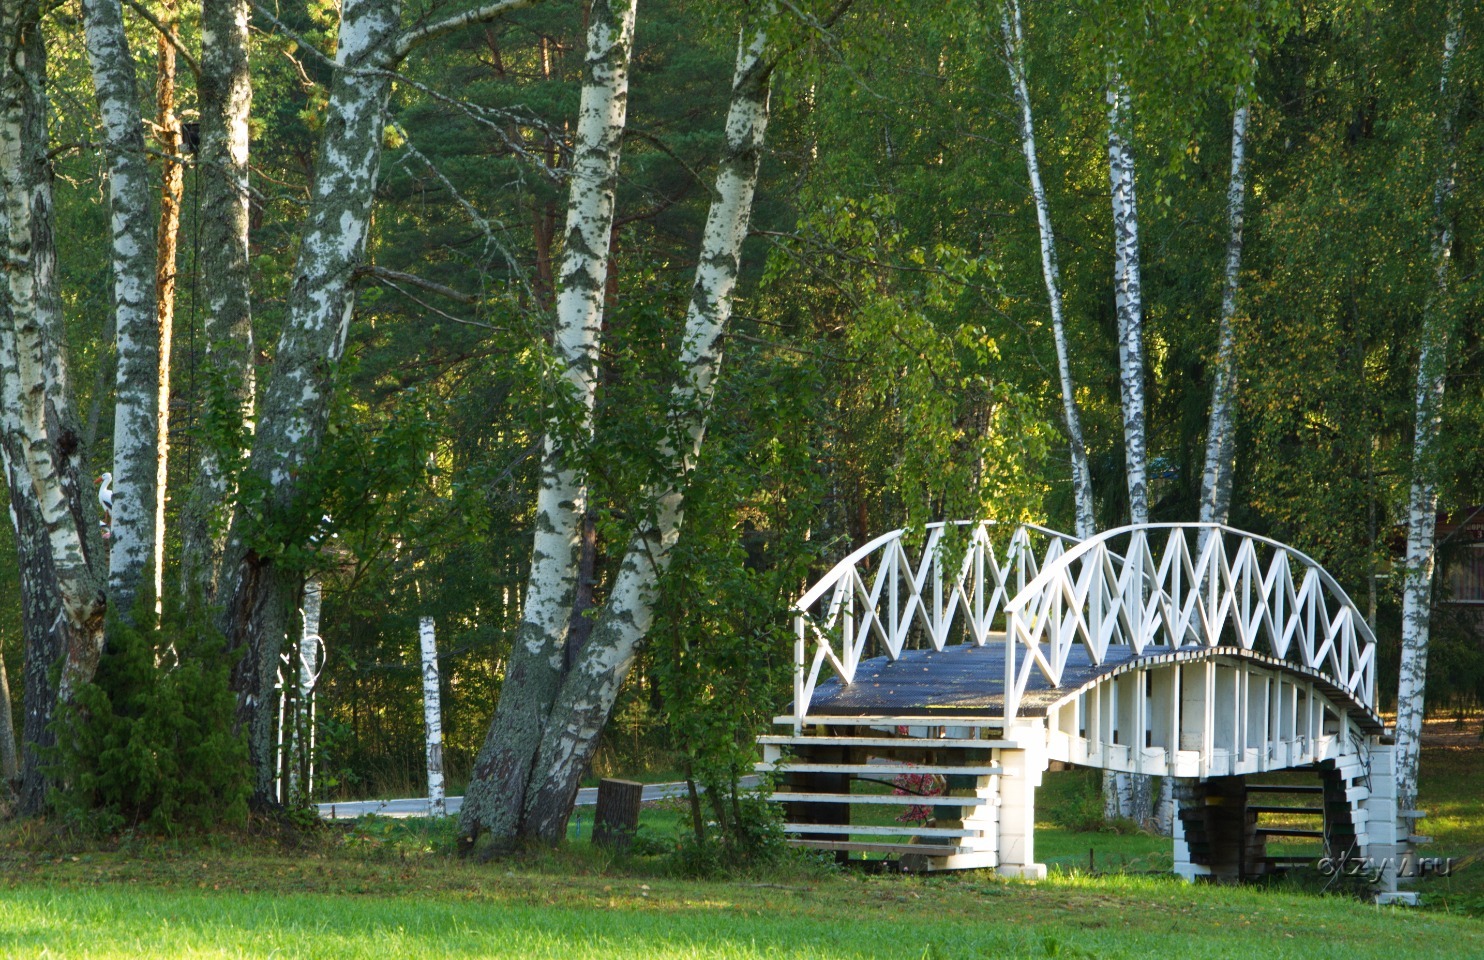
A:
[807,639,1383,731]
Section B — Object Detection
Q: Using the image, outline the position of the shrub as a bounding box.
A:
[50,586,249,834]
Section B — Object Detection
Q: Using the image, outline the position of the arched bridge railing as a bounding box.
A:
[1001,523,1377,720]
[791,522,1377,725]
[791,521,1081,721]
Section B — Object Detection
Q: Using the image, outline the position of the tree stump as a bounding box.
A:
[593,779,643,849]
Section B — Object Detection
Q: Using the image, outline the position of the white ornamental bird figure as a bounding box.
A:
[96,471,113,538]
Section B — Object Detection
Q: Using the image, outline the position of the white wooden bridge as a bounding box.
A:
[758,522,1417,900]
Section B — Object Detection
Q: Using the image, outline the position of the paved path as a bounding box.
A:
[318,776,760,820]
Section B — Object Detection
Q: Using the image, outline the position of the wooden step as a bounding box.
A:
[774,792,990,807]
[786,839,973,857]
[783,823,985,838]
[1247,784,1323,794]
[759,735,1013,750]
[1256,827,1324,838]
[1249,805,1323,816]
[756,762,1002,776]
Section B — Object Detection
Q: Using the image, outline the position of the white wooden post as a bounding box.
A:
[419,616,446,816]
[288,578,324,802]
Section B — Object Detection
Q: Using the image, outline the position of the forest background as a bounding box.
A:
[1,0,1482,844]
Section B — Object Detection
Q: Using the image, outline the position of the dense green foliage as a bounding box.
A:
[49,588,248,833]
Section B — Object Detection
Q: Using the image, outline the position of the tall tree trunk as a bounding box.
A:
[82,0,161,620]
[153,0,184,611]
[999,0,1093,539]
[1,0,106,815]
[458,0,638,851]
[1104,66,1155,828]
[1396,1,1463,816]
[518,14,774,846]
[1198,77,1253,528]
[178,0,256,598]
[1106,71,1147,526]
[219,0,403,805]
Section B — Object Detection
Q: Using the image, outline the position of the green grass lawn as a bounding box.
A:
[3,737,1480,958]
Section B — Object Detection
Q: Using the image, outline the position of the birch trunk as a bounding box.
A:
[153,0,183,612]
[287,577,322,800]
[1396,2,1462,816]
[0,623,15,782]
[999,0,1093,538]
[1198,82,1252,528]
[82,0,160,619]
[1,0,106,815]
[178,0,255,597]
[419,616,445,817]
[1106,72,1147,526]
[1104,66,1155,828]
[458,0,638,850]
[518,17,773,845]
[219,0,402,804]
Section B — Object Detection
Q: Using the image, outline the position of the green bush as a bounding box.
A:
[49,587,249,834]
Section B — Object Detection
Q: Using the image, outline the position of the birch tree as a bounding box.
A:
[178,0,256,596]
[152,0,184,612]
[998,0,1093,539]
[1106,71,1147,528]
[221,0,545,803]
[81,0,161,619]
[1103,64,1155,827]
[1395,0,1463,815]
[457,0,639,849]
[1,0,107,815]
[460,5,777,851]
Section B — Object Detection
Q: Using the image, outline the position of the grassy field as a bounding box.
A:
[3,728,1481,958]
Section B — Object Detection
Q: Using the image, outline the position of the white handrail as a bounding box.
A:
[789,521,1378,726]
[1000,523,1376,719]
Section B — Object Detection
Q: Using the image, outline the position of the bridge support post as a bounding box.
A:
[996,719,1048,880]
[1364,740,1417,904]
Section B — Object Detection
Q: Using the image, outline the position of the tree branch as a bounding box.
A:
[121,0,200,77]
[391,0,544,64]
[355,265,479,305]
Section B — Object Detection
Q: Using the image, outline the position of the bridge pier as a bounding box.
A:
[996,720,1048,880]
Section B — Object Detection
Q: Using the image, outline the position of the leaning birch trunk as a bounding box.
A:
[82,0,160,620]
[178,0,255,598]
[420,616,445,817]
[1104,67,1155,829]
[1396,2,1462,817]
[1198,82,1252,529]
[218,0,402,805]
[1,0,106,815]
[517,18,774,844]
[999,0,1093,539]
[152,0,183,613]
[457,0,637,850]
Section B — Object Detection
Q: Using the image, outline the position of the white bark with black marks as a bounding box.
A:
[82,0,161,619]
[179,0,256,597]
[220,0,404,803]
[1198,81,1252,528]
[458,0,637,849]
[999,0,1093,538]
[520,16,774,844]
[1,0,106,814]
[1107,72,1147,526]
[1396,2,1462,816]
[420,616,445,817]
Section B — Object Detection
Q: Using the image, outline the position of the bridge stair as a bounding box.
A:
[759,718,1014,872]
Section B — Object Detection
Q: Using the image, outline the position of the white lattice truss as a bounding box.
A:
[792,522,1377,723]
